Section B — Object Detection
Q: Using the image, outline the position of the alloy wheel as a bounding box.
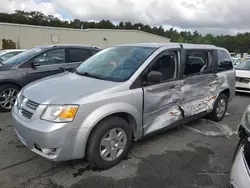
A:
[0,88,18,110]
[99,128,128,161]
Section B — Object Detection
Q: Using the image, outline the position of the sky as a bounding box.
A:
[0,0,249,35]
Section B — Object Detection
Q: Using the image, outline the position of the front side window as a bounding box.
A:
[33,49,65,66]
[217,50,233,71]
[68,48,90,63]
[76,46,156,82]
[143,52,176,84]
[183,51,212,76]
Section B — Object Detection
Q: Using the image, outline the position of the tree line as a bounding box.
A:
[1,10,250,53]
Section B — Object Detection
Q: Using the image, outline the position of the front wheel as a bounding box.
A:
[87,116,132,169]
[208,93,228,122]
[0,84,20,112]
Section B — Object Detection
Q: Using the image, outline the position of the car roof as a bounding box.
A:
[117,42,223,50]
[0,49,26,52]
[33,44,101,50]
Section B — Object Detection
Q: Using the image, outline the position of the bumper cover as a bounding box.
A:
[236,82,250,93]
[12,111,90,161]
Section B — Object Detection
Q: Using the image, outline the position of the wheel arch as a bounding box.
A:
[220,88,230,99]
[0,80,22,89]
[73,103,142,159]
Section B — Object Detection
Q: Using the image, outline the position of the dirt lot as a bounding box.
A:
[0,94,249,188]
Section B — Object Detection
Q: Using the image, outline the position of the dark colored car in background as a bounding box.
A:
[0,44,101,112]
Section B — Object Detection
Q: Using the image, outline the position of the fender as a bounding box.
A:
[80,102,142,134]
[71,102,142,159]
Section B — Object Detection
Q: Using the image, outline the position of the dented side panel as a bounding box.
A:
[143,80,184,135]
[143,73,229,135]
[180,74,223,117]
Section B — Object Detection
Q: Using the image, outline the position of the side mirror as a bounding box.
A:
[147,71,163,83]
[31,61,40,68]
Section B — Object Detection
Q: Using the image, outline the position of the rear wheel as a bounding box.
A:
[208,93,228,122]
[0,84,20,112]
[87,116,132,169]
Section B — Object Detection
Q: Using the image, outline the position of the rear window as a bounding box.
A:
[68,48,90,63]
[217,50,233,71]
[89,50,100,55]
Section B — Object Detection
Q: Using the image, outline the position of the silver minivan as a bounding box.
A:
[12,43,235,169]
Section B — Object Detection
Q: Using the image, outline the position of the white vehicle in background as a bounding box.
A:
[235,60,250,93]
[230,106,250,188]
[232,57,243,67]
[0,49,26,64]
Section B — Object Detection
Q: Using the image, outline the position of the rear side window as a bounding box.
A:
[89,50,100,55]
[217,50,233,71]
[183,50,212,77]
[68,48,90,63]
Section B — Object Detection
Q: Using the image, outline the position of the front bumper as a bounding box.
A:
[236,81,250,93]
[12,110,90,161]
[230,146,250,188]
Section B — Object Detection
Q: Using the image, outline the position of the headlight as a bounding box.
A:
[41,105,79,122]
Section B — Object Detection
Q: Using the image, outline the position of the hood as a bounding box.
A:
[22,72,121,104]
[236,70,250,78]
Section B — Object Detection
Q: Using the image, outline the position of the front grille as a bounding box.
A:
[16,95,40,119]
[21,108,33,119]
[236,87,250,91]
[236,77,250,83]
[26,100,39,110]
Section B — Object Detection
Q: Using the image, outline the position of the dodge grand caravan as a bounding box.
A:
[12,43,235,169]
[0,45,101,112]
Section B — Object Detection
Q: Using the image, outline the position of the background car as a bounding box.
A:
[0,49,26,63]
[0,44,101,112]
[232,57,243,67]
[235,60,250,93]
[230,106,250,188]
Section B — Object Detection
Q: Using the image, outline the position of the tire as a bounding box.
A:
[87,116,133,169]
[0,84,20,112]
[208,93,228,122]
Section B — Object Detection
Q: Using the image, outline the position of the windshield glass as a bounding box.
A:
[76,46,156,82]
[236,60,250,70]
[2,48,42,65]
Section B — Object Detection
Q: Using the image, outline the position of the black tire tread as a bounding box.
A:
[86,116,132,169]
[208,93,228,122]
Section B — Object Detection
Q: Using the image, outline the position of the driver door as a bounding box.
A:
[26,48,66,83]
[142,50,184,135]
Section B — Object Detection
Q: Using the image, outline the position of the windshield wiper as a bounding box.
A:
[75,70,107,80]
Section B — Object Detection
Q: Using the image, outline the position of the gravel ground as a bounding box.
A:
[0,94,249,188]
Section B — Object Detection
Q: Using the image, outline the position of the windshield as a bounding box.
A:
[236,60,250,70]
[76,46,156,82]
[2,48,42,65]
